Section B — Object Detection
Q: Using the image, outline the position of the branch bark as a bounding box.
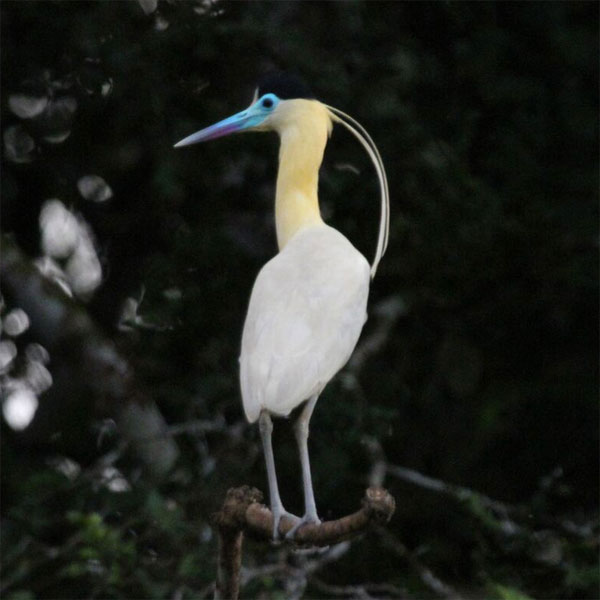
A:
[213,486,396,600]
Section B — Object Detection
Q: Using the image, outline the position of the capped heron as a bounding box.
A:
[175,73,389,540]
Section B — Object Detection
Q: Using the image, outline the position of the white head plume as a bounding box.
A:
[326,105,390,278]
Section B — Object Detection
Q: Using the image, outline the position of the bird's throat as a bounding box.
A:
[274,104,330,250]
[275,168,322,250]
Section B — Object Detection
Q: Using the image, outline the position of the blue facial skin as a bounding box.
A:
[174,93,280,148]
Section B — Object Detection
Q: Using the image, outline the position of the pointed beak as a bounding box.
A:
[174,107,263,148]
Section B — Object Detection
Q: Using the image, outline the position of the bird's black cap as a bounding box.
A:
[257,72,315,100]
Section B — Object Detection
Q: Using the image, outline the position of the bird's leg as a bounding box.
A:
[286,395,321,540]
[259,411,299,541]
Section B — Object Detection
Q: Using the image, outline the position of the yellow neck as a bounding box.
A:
[273,100,332,249]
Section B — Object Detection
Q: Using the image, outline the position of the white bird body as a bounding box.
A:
[241,223,370,423]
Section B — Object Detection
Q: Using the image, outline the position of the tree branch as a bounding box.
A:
[378,529,463,600]
[213,486,396,600]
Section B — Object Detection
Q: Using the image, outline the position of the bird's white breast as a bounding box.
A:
[240,224,370,423]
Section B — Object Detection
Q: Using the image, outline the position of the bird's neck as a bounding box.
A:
[274,102,332,250]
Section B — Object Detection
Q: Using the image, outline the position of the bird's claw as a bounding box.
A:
[271,508,300,543]
[285,513,321,541]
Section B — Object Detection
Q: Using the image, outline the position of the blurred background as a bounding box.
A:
[1,2,598,598]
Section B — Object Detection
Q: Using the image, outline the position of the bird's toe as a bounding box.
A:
[272,509,300,542]
[285,513,321,541]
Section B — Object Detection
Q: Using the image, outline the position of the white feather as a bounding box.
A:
[325,105,390,278]
[240,224,370,423]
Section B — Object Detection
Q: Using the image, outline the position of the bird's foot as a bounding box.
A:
[271,506,300,543]
[285,511,321,541]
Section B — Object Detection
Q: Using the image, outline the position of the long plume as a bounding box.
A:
[325,105,390,278]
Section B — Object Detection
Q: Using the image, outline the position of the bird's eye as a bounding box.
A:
[262,97,274,109]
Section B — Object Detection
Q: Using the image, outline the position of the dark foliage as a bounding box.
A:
[1,2,598,599]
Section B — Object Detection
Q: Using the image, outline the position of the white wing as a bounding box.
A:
[240,224,370,423]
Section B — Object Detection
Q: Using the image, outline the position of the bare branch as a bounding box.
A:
[311,578,409,599]
[245,487,395,546]
[349,296,407,373]
[363,435,388,488]
[213,486,396,600]
[388,464,523,537]
[378,529,463,600]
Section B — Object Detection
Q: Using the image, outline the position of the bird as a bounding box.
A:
[175,72,389,541]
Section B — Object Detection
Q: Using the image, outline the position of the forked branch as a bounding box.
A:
[213,486,395,600]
